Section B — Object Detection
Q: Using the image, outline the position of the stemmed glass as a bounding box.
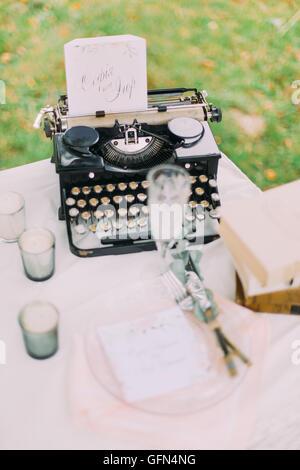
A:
[147,164,190,261]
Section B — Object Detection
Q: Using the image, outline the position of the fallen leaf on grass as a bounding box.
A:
[264,169,277,181]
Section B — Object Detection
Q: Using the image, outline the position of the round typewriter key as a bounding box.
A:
[81,211,91,222]
[142,206,149,215]
[113,195,123,204]
[65,197,76,207]
[190,176,196,184]
[77,199,87,209]
[118,183,127,191]
[195,187,205,196]
[129,181,138,190]
[104,209,115,219]
[118,208,128,217]
[71,187,80,197]
[129,206,140,217]
[199,175,208,183]
[89,198,99,208]
[196,211,205,221]
[101,197,110,205]
[137,217,147,228]
[141,180,149,189]
[113,221,123,230]
[82,186,91,196]
[69,207,79,219]
[209,209,220,220]
[106,184,115,193]
[89,224,97,233]
[125,194,135,203]
[94,209,104,220]
[100,222,110,232]
[189,200,197,209]
[185,213,195,222]
[200,200,210,209]
[127,220,136,229]
[208,179,217,188]
[211,192,220,202]
[74,224,87,235]
[93,185,103,194]
[137,193,147,202]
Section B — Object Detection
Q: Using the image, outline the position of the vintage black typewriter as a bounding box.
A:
[34,88,222,257]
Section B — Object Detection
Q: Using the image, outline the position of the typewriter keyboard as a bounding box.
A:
[64,174,221,253]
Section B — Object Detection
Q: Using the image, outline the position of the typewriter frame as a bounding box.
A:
[38,88,222,257]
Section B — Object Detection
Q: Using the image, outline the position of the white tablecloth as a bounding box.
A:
[0,155,300,450]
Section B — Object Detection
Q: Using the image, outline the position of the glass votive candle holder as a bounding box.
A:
[19,301,59,359]
[0,191,25,242]
[18,228,55,281]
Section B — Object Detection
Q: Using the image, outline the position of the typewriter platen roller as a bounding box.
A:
[35,88,223,257]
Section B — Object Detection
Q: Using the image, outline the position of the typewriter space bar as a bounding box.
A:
[101,234,152,245]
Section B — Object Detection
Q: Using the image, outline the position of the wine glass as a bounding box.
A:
[147,164,190,260]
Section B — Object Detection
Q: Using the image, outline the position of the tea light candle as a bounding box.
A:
[0,191,25,241]
[18,228,55,281]
[19,301,59,359]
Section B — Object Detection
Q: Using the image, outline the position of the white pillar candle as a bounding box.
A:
[0,191,25,240]
[21,302,58,333]
[19,228,54,254]
[19,301,59,359]
[18,228,55,281]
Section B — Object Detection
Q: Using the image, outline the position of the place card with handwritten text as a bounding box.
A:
[64,35,148,116]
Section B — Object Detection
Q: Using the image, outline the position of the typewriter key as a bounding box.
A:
[71,187,80,197]
[190,176,196,184]
[129,206,140,217]
[77,199,87,209]
[118,183,127,191]
[74,224,87,235]
[200,200,210,209]
[69,207,79,219]
[89,198,99,208]
[125,194,135,203]
[195,187,205,196]
[104,209,115,219]
[196,211,205,221]
[106,184,115,193]
[89,224,97,233]
[113,221,123,230]
[101,197,110,205]
[208,179,217,188]
[211,192,220,202]
[118,208,128,217]
[82,186,91,196]
[129,181,138,190]
[66,197,76,207]
[185,213,195,222]
[94,209,104,220]
[100,222,110,232]
[137,217,148,228]
[189,200,197,209]
[113,195,123,204]
[93,185,103,194]
[209,209,220,220]
[127,220,136,229]
[142,206,149,215]
[141,180,149,189]
[81,211,91,222]
[137,193,147,202]
[199,175,208,184]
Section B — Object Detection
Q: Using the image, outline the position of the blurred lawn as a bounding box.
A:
[0,0,299,189]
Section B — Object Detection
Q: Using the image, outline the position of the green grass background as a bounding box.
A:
[0,0,299,189]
